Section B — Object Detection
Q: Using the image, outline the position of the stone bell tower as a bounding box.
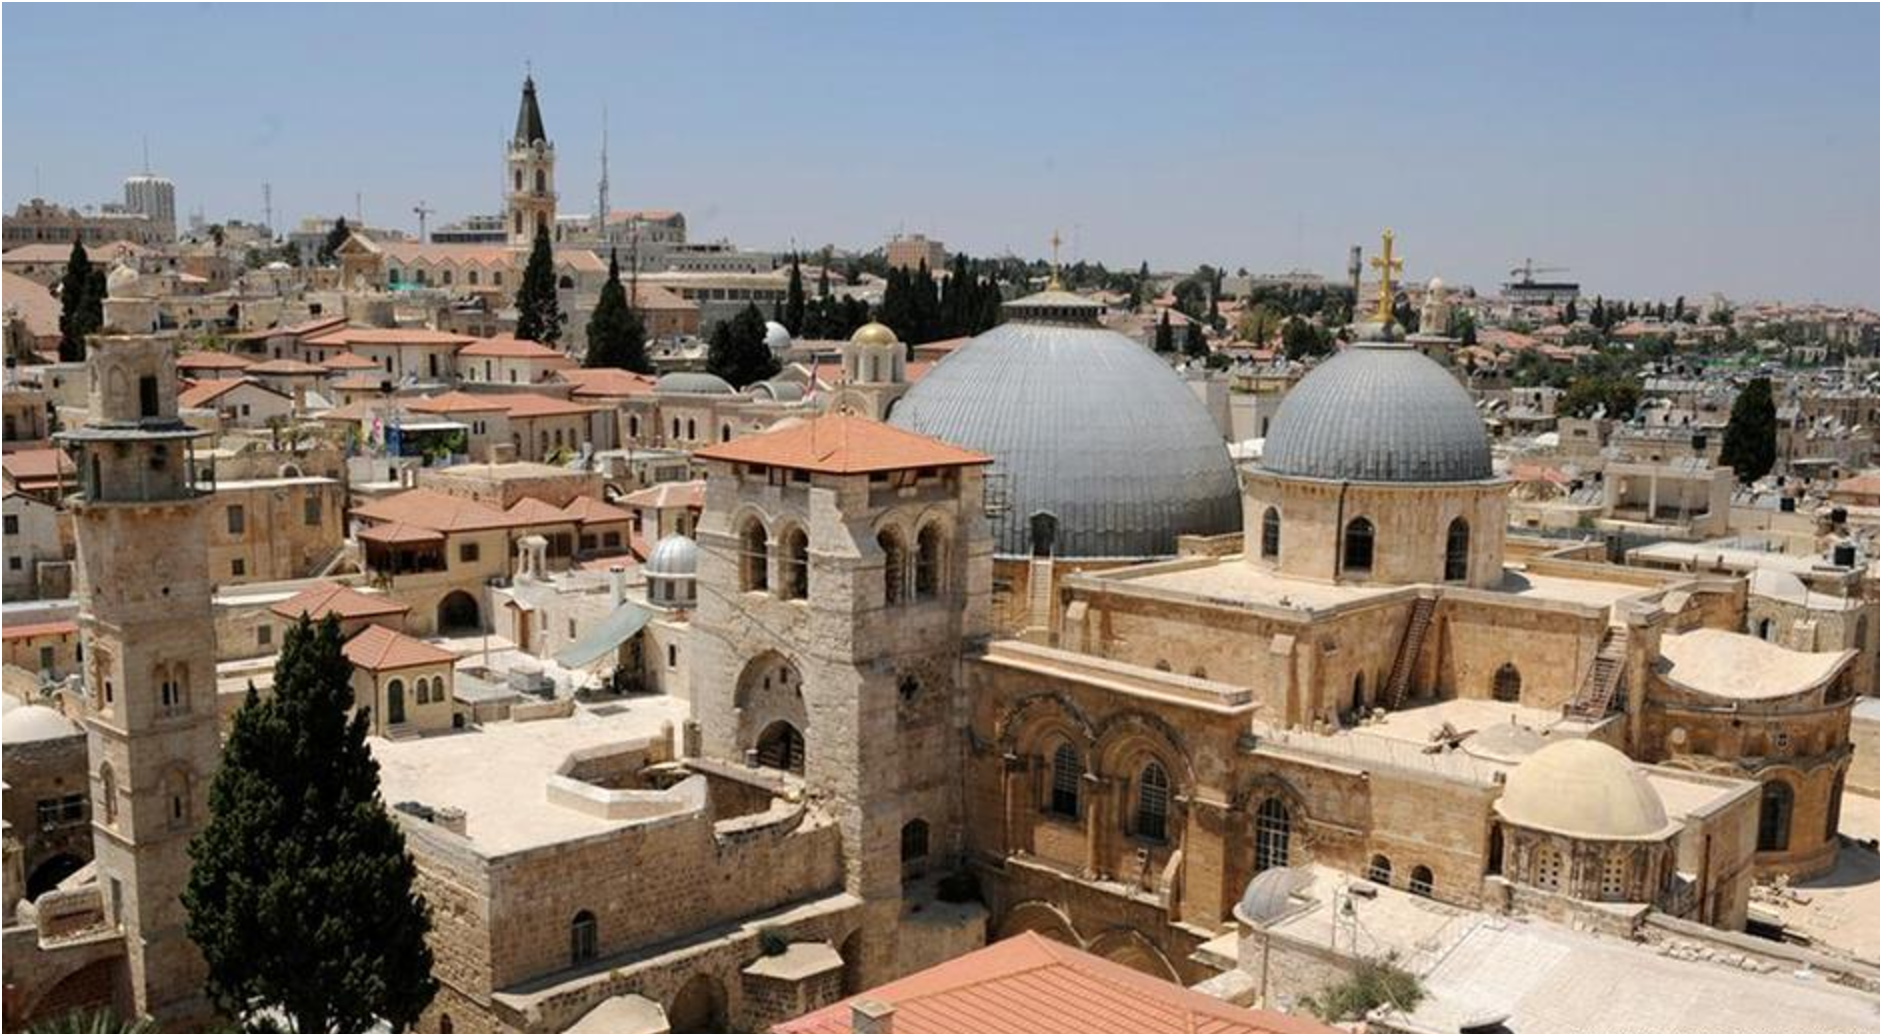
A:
[506,74,557,246]
[57,335,218,1024]
[688,412,994,987]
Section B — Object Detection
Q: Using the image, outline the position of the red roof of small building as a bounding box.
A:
[356,521,447,545]
[353,488,520,533]
[304,326,478,349]
[247,359,328,376]
[342,624,456,672]
[1,619,79,642]
[178,377,288,409]
[1,447,76,489]
[321,352,383,371]
[559,367,659,399]
[457,335,568,360]
[269,581,412,622]
[619,479,705,510]
[409,391,600,419]
[774,932,1334,1034]
[696,414,988,475]
[505,496,576,525]
[176,351,255,370]
[561,495,635,525]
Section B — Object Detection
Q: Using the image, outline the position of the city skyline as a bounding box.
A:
[5,3,1879,305]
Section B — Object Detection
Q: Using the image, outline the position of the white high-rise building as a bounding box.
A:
[123,175,176,241]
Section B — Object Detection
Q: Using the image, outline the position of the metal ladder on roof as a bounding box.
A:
[1567,625,1630,720]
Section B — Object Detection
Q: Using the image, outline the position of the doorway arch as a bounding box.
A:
[437,590,481,633]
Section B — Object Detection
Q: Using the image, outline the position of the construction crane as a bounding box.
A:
[1508,257,1569,285]
[412,200,436,244]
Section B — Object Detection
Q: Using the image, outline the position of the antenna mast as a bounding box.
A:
[597,103,611,238]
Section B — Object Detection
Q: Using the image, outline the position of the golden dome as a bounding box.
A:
[850,321,899,348]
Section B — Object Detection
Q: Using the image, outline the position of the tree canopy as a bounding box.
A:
[57,241,103,361]
[706,303,780,387]
[1720,377,1777,483]
[184,614,436,1034]
[513,224,565,346]
[317,217,351,265]
[584,251,651,372]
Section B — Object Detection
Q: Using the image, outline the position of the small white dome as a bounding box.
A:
[2,703,82,745]
[1496,739,1676,840]
[646,534,698,579]
[106,264,141,292]
[1427,276,1445,292]
[764,321,793,355]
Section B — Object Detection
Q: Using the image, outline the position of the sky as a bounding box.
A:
[6,4,1879,306]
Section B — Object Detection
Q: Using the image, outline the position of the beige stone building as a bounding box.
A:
[204,475,346,586]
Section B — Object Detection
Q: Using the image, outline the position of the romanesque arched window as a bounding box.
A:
[1493,662,1522,703]
[1255,797,1291,872]
[1445,518,1470,581]
[387,679,407,725]
[1367,854,1393,886]
[878,528,906,605]
[1343,517,1375,574]
[1408,864,1434,897]
[915,524,944,599]
[1757,779,1793,852]
[780,527,809,601]
[741,518,770,593]
[756,721,805,775]
[901,818,930,882]
[99,764,118,826]
[570,910,598,964]
[534,168,546,194]
[165,768,190,829]
[1260,507,1281,560]
[1049,743,1081,819]
[1757,617,1775,642]
[1135,761,1170,843]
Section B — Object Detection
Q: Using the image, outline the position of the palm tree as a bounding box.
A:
[28,1009,157,1034]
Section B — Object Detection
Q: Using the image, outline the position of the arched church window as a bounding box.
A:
[165,769,190,829]
[1255,797,1292,872]
[916,525,943,599]
[1049,743,1081,819]
[740,518,770,593]
[99,764,118,826]
[514,169,522,192]
[1757,779,1793,852]
[1493,663,1522,703]
[1445,518,1470,581]
[1408,865,1434,897]
[780,527,809,601]
[755,721,805,775]
[1757,617,1775,641]
[535,168,546,194]
[900,818,930,882]
[1343,517,1375,574]
[1261,507,1281,560]
[1367,854,1392,885]
[1135,761,1170,843]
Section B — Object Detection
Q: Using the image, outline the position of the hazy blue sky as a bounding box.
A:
[6,4,1878,304]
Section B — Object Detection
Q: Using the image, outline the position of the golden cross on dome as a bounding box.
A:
[1049,229,1063,289]
[1369,229,1402,323]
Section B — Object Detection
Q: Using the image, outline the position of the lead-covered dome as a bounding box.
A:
[1262,341,1491,483]
[889,306,1239,558]
[1496,739,1677,840]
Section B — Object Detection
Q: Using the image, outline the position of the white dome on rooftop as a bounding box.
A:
[2,703,82,745]
[764,321,793,355]
[1496,739,1676,840]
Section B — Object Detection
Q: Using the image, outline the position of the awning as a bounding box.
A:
[554,602,655,669]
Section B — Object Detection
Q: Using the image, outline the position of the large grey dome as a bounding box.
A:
[1261,341,1492,483]
[889,320,1239,558]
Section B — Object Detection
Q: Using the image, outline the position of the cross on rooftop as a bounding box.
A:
[1370,229,1403,323]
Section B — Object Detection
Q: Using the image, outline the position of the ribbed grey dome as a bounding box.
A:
[1261,342,1492,483]
[889,321,1240,558]
[654,372,734,396]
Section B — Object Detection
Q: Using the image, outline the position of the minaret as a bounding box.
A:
[505,74,557,246]
[57,335,218,1025]
[595,103,610,240]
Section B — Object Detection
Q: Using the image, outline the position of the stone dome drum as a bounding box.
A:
[1261,341,1492,483]
[889,316,1240,558]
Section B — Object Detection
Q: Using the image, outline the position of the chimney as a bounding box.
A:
[609,564,627,605]
[850,999,894,1034]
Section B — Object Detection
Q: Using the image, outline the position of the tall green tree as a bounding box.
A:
[317,217,351,265]
[57,241,102,361]
[1282,317,1332,361]
[707,303,780,387]
[513,224,565,345]
[1183,319,1210,360]
[185,614,436,1034]
[585,251,651,373]
[1153,310,1174,353]
[784,253,807,334]
[1719,377,1777,483]
[816,260,831,299]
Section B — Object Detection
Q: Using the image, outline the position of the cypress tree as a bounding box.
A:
[513,224,565,346]
[817,260,831,299]
[706,303,780,387]
[1154,310,1174,353]
[184,615,436,1034]
[585,251,650,373]
[785,253,807,334]
[1184,319,1210,360]
[1719,378,1778,484]
[317,216,351,265]
[57,241,100,361]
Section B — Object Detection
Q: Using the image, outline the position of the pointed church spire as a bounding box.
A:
[515,74,547,146]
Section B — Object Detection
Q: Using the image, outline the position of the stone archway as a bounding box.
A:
[437,590,481,634]
[996,900,1081,947]
[26,853,86,899]
[666,972,726,1034]
[1087,928,1180,982]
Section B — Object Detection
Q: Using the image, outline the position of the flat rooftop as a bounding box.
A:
[1490,569,1646,609]
[372,695,690,856]
[1111,558,1401,612]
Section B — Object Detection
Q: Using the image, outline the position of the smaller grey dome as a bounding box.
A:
[655,372,735,396]
[2,703,81,745]
[646,534,698,579]
[1235,866,1311,926]
[747,380,804,403]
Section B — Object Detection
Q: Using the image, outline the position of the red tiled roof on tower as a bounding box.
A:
[696,414,989,475]
[774,932,1337,1034]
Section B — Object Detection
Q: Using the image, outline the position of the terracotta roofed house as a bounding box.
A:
[340,623,459,737]
[773,932,1336,1034]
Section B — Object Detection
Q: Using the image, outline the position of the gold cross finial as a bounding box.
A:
[1368,229,1403,323]
[1049,229,1063,289]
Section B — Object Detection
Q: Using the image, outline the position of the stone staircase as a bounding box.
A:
[1385,596,1438,710]
[1567,625,1630,720]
